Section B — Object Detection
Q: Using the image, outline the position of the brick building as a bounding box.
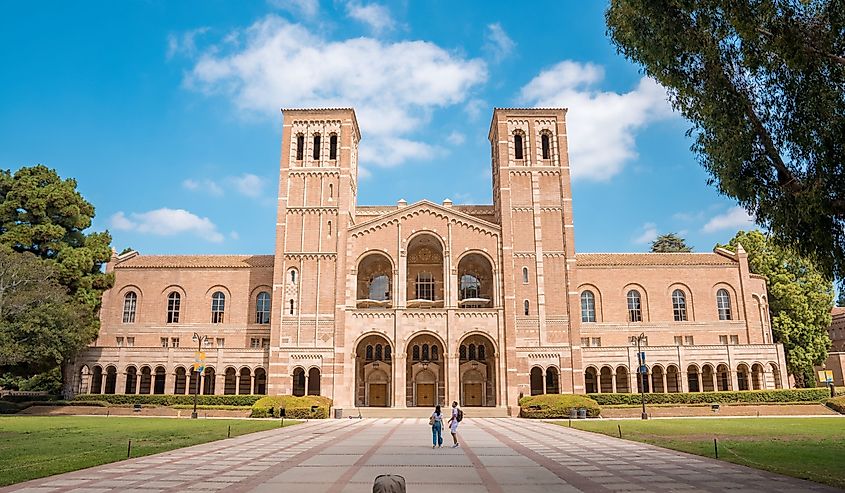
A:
[74,108,789,413]
[817,307,845,386]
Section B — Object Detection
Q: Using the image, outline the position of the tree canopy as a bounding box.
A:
[719,230,833,387]
[606,0,845,282]
[0,165,112,395]
[651,233,693,252]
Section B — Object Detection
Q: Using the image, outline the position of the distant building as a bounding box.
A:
[818,307,845,386]
[73,108,788,412]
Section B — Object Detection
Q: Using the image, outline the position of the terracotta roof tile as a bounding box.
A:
[115,255,275,269]
[576,253,736,267]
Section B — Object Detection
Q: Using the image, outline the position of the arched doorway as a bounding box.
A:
[636,366,650,393]
[687,365,700,392]
[737,364,750,390]
[153,366,166,394]
[356,253,393,309]
[457,254,494,308]
[702,364,715,392]
[615,366,630,393]
[188,369,200,395]
[584,367,598,394]
[255,368,267,395]
[139,366,152,394]
[651,365,665,393]
[224,367,237,394]
[406,333,444,407]
[356,333,393,407]
[530,367,545,395]
[125,366,138,394]
[545,367,560,394]
[90,365,103,394]
[307,368,320,396]
[292,367,306,397]
[599,366,613,393]
[716,364,731,391]
[104,366,117,394]
[666,365,680,393]
[203,367,215,395]
[751,363,765,390]
[174,367,187,394]
[458,334,496,406]
[406,234,445,308]
[239,368,252,394]
[770,363,782,389]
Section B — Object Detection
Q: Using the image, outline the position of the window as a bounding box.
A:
[289,299,295,315]
[422,344,430,361]
[468,344,476,360]
[211,291,225,324]
[290,269,297,284]
[627,290,643,322]
[122,292,137,323]
[375,344,382,360]
[412,345,420,361]
[296,134,304,160]
[366,345,373,360]
[384,345,391,360]
[251,338,261,349]
[161,337,168,348]
[476,345,483,360]
[216,338,225,348]
[459,345,467,360]
[717,289,732,320]
[255,291,271,324]
[460,274,481,300]
[522,266,529,284]
[514,133,524,160]
[672,289,687,321]
[327,221,332,237]
[524,300,530,316]
[719,335,728,345]
[674,336,683,345]
[541,133,551,160]
[126,337,135,347]
[262,338,270,348]
[116,336,124,347]
[730,335,739,345]
[167,292,181,324]
[313,134,321,160]
[329,134,338,160]
[684,335,694,345]
[432,345,439,360]
[328,183,334,201]
[628,335,647,346]
[171,337,180,348]
[591,337,601,347]
[580,291,596,323]
[415,272,435,300]
[580,337,590,347]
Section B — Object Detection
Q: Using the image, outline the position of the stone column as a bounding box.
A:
[611,373,617,393]
[116,372,126,395]
[730,370,739,391]
[235,375,241,395]
[394,353,407,408]
[662,372,668,394]
[251,374,256,395]
[711,372,718,392]
[697,372,703,393]
[215,372,225,395]
[680,371,689,393]
[304,375,309,396]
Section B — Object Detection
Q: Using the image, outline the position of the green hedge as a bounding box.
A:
[589,388,830,406]
[825,396,845,414]
[519,394,601,418]
[250,395,333,419]
[73,394,264,406]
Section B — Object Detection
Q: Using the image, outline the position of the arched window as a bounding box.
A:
[328,183,334,200]
[329,134,338,160]
[717,289,732,320]
[255,291,271,324]
[541,133,551,160]
[211,291,225,323]
[514,133,524,160]
[415,272,435,301]
[580,291,596,323]
[369,275,390,301]
[478,344,485,361]
[384,345,391,360]
[524,300,530,316]
[366,345,373,361]
[672,289,687,321]
[460,274,481,300]
[459,345,467,360]
[522,267,529,284]
[412,345,420,361]
[166,292,180,324]
[422,344,430,361]
[313,134,321,160]
[122,292,137,323]
[375,344,383,361]
[431,345,438,361]
[468,344,476,361]
[327,220,332,237]
[289,299,295,315]
[627,290,642,322]
[290,269,297,284]
[296,134,304,161]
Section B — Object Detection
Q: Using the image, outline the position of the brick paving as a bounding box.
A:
[1,418,839,493]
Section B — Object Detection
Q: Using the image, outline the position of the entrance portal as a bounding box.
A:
[369,383,388,407]
[356,334,393,407]
[406,333,445,407]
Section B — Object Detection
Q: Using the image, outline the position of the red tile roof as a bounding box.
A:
[115,255,274,269]
[576,253,736,267]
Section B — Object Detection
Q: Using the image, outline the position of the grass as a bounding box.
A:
[0,415,295,486]
[565,418,845,489]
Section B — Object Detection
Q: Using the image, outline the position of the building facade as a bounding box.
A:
[75,108,789,412]
[817,307,845,386]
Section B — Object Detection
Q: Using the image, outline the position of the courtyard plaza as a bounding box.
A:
[1,418,837,493]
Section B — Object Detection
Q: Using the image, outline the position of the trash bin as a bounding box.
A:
[570,408,578,419]
[577,408,587,419]
[334,408,343,419]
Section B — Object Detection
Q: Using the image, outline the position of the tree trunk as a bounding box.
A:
[61,359,76,400]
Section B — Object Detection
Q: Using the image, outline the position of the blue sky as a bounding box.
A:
[0,0,757,255]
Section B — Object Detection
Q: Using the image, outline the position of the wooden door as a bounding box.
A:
[464,383,483,406]
[416,384,435,406]
[369,384,387,407]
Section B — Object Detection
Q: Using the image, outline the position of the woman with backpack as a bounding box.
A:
[430,405,444,448]
[448,401,462,448]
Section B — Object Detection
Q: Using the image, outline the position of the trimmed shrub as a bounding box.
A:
[250,395,333,419]
[519,394,601,418]
[589,388,830,406]
[825,396,845,414]
[73,394,263,406]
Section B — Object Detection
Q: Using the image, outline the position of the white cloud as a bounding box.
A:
[345,1,395,34]
[633,222,658,244]
[166,27,210,60]
[230,231,240,240]
[447,131,465,146]
[229,173,265,198]
[110,209,224,243]
[702,206,756,233]
[359,137,440,167]
[520,60,675,181]
[483,23,515,62]
[184,15,487,168]
[267,0,319,18]
[182,178,223,196]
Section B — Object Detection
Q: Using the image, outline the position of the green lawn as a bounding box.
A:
[0,416,294,486]
[565,418,845,489]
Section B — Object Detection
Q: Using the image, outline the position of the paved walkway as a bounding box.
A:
[2,418,839,493]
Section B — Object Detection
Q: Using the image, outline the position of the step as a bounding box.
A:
[334,407,512,419]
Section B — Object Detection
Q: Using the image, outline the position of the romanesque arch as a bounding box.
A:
[584,366,598,394]
[615,366,630,393]
[701,364,715,392]
[457,253,494,308]
[90,365,103,394]
[530,366,545,395]
[292,367,306,397]
[356,333,393,407]
[356,252,393,308]
[406,233,445,308]
[458,333,497,406]
[104,366,117,394]
[716,364,731,391]
[153,366,166,394]
[666,365,681,393]
[406,332,445,406]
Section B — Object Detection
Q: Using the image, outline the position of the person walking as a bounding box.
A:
[430,405,444,448]
[448,401,462,448]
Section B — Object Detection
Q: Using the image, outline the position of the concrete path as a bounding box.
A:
[2,418,839,493]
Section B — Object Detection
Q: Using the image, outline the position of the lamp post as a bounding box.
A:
[636,332,648,420]
[191,332,208,419]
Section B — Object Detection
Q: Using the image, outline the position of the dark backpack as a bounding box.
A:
[456,408,464,422]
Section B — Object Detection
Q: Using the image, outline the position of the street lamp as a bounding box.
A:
[636,332,648,420]
[191,332,209,419]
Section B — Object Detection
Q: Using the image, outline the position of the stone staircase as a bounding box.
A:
[334,407,512,419]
